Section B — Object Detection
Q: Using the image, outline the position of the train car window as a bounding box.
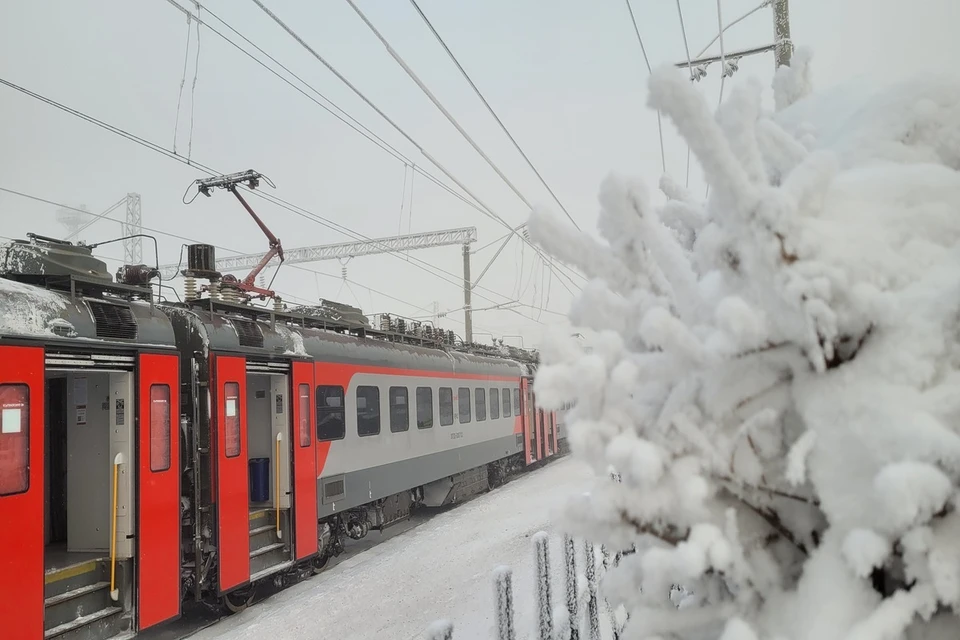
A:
[439,387,454,426]
[298,384,311,447]
[316,385,345,441]
[389,387,409,433]
[224,382,241,458]
[357,386,381,437]
[416,387,434,429]
[489,388,500,420]
[502,388,511,417]
[149,384,172,472]
[513,388,521,415]
[0,384,29,496]
[475,388,486,421]
[458,387,471,424]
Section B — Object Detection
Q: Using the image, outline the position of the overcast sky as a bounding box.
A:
[1,0,956,346]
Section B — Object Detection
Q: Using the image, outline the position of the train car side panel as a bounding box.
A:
[291,360,318,560]
[0,345,44,640]
[212,354,250,594]
[137,352,182,629]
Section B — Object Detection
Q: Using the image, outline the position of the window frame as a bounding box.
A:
[356,385,381,437]
[298,383,311,448]
[223,381,241,458]
[0,383,30,496]
[457,387,471,424]
[316,385,346,442]
[475,387,486,422]
[389,386,410,433]
[490,387,500,420]
[149,383,172,472]
[416,386,434,429]
[439,387,454,426]
[502,387,511,417]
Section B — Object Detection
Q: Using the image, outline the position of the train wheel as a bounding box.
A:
[222,586,256,614]
[311,553,329,573]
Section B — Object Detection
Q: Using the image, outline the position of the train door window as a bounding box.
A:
[502,388,511,417]
[298,384,311,447]
[439,387,453,426]
[224,382,241,458]
[316,385,345,441]
[489,388,500,420]
[357,386,381,437]
[0,384,29,496]
[457,388,471,424]
[149,384,171,472]
[475,388,486,422]
[513,389,521,415]
[416,387,434,429]
[389,386,409,433]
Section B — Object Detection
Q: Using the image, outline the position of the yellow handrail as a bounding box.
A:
[109,452,125,601]
[275,433,282,540]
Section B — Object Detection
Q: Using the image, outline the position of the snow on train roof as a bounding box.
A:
[0,276,68,337]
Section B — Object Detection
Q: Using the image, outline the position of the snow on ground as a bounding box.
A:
[190,457,593,640]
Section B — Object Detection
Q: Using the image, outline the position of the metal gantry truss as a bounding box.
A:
[158,226,477,280]
[158,226,479,340]
[123,193,142,264]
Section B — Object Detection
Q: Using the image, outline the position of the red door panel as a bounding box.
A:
[0,346,43,639]
[291,361,318,560]
[137,352,181,629]
[521,378,535,465]
[550,412,559,456]
[212,354,249,593]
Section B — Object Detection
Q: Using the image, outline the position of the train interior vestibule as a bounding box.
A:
[42,370,135,638]
[244,372,293,579]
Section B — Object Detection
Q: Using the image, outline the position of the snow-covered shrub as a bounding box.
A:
[530,48,960,639]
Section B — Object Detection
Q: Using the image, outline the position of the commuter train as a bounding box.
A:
[0,235,563,640]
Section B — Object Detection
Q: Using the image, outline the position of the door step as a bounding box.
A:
[250,560,294,583]
[45,581,109,609]
[250,542,285,560]
[45,556,127,640]
[44,607,122,640]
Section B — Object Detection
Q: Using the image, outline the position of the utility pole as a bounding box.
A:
[123,193,142,264]
[772,0,792,68]
[463,243,473,343]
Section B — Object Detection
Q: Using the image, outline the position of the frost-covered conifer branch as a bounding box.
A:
[531,46,960,639]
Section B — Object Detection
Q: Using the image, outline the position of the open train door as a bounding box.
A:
[291,360,318,560]
[211,354,250,593]
[0,345,44,639]
[137,352,181,629]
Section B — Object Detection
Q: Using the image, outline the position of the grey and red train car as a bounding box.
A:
[0,236,562,640]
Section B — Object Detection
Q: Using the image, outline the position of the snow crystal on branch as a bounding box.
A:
[531,50,960,639]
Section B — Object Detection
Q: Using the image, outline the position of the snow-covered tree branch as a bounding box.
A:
[530,49,960,639]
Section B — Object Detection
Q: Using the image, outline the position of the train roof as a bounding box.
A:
[161,298,531,377]
[0,274,177,349]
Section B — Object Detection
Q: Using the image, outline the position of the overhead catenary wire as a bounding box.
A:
[694,0,772,59]
[174,0,581,296]
[185,0,499,225]
[624,0,667,174]
[340,0,583,292]
[407,0,580,232]
[248,0,584,293]
[675,0,696,188]
[0,77,547,316]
